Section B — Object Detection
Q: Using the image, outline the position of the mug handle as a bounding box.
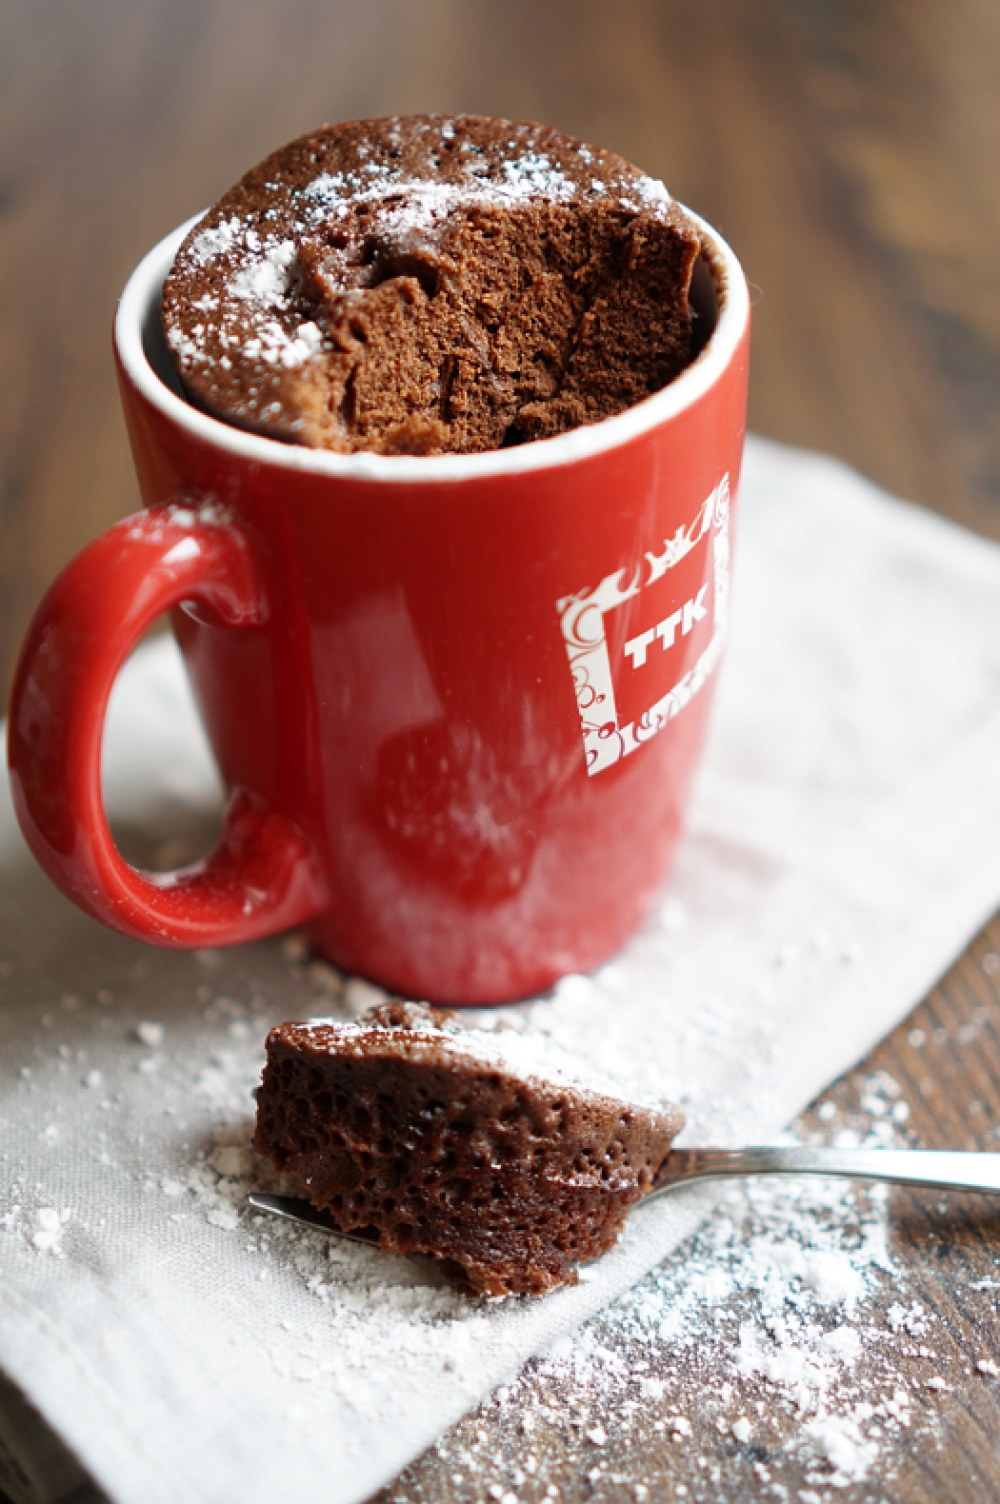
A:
[6,501,326,947]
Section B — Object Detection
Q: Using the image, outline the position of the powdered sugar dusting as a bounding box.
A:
[29,1206,72,1255]
[229,239,297,308]
[164,116,682,401]
[188,216,241,264]
[500,151,576,201]
[297,1013,656,1107]
[636,175,671,207]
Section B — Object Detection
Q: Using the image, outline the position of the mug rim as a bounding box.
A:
[115,205,749,485]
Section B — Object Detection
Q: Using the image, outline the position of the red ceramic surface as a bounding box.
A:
[7,212,749,1004]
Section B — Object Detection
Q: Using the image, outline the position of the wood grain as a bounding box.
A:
[1,1,1000,1500]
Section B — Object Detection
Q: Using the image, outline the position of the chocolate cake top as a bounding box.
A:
[162,115,702,456]
[296,1000,684,1121]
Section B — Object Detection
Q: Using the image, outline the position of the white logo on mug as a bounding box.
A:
[556,475,730,775]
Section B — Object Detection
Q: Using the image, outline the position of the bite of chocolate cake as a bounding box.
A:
[162,114,702,456]
[253,1002,683,1297]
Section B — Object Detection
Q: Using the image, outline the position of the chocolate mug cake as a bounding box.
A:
[162,114,702,455]
[253,1003,683,1296]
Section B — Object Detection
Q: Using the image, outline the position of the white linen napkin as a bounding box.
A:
[4,435,1000,1504]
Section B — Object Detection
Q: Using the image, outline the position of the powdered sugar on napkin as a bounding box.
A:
[5,436,1000,1504]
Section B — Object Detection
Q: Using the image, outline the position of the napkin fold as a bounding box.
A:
[4,435,1000,1504]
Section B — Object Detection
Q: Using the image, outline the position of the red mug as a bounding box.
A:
[7,212,749,1005]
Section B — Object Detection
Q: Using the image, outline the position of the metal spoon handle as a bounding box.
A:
[652,1146,1000,1198]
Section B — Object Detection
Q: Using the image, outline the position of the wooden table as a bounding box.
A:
[2,2,1000,1499]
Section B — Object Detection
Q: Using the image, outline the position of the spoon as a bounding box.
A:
[248,1144,1000,1248]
